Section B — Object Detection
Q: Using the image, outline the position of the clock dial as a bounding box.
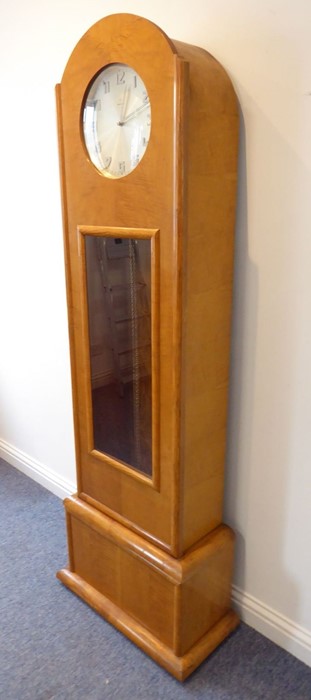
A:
[82,63,151,178]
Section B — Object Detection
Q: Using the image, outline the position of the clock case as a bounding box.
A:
[56,14,239,680]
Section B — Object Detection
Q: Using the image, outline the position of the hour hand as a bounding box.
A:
[118,87,131,126]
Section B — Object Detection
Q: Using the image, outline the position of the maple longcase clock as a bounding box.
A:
[56,13,239,680]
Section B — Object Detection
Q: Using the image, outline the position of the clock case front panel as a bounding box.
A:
[56,14,239,678]
[57,14,238,557]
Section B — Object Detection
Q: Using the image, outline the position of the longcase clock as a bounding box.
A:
[56,13,239,680]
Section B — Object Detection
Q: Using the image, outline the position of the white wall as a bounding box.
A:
[1,0,311,667]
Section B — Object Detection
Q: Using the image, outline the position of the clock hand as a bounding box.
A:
[119,87,131,125]
[118,100,150,126]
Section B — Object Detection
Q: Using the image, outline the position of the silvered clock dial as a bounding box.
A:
[83,62,151,178]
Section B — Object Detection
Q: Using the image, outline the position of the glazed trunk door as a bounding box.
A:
[57,16,185,553]
[83,232,155,478]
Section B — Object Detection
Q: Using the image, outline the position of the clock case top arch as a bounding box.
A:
[56,13,239,558]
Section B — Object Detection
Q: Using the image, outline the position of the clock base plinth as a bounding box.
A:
[57,568,238,681]
[57,495,239,681]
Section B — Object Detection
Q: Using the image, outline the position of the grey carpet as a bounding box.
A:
[1,457,311,700]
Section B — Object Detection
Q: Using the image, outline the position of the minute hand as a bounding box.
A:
[118,100,150,126]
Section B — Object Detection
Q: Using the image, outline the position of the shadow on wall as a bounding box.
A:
[223,101,301,626]
[223,106,256,594]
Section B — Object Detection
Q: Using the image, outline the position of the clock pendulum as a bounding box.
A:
[56,13,239,680]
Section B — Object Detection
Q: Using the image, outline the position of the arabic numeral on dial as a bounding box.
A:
[102,81,110,94]
[119,161,126,174]
[133,75,138,88]
[103,156,112,170]
[146,113,151,127]
[117,70,125,85]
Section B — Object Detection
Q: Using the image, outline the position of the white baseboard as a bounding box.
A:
[0,438,76,500]
[232,585,311,668]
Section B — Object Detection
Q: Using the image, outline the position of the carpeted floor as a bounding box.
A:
[1,458,311,700]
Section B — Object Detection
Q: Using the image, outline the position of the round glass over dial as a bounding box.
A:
[82,63,151,178]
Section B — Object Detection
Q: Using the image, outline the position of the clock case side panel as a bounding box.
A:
[174,42,239,553]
